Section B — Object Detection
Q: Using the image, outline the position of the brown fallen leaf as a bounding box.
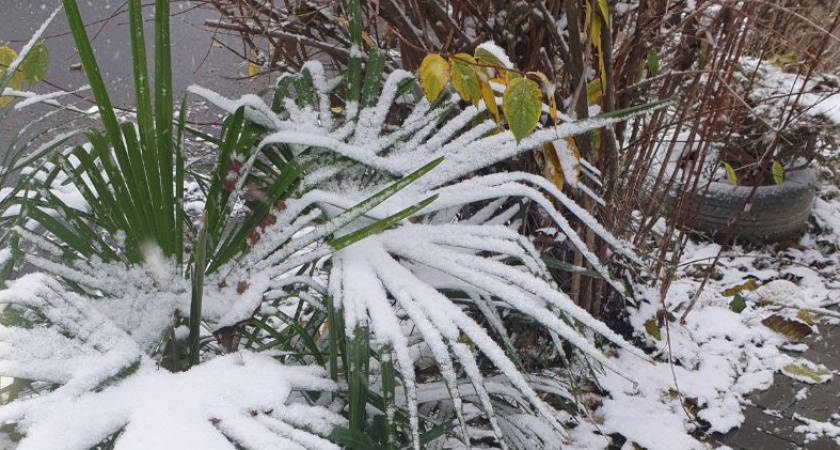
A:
[761,314,812,340]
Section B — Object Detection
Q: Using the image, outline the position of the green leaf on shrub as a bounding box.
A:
[20,41,48,86]
[729,293,747,313]
[647,49,659,77]
[503,77,542,144]
[449,53,481,105]
[761,314,812,340]
[723,162,738,186]
[772,160,784,187]
[474,46,508,71]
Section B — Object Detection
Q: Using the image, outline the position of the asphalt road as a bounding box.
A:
[0,0,262,157]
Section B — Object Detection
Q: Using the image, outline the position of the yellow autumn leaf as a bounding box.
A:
[597,0,610,26]
[587,1,608,88]
[723,162,738,186]
[474,44,512,79]
[781,360,833,384]
[722,279,758,297]
[587,79,603,105]
[361,31,375,48]
[418,53,450,102]
[0,45,23,108]
[528,71,557,124]
[644,318,661,341]
[772,160,784,186]
[543,142,565,190]
[337,16,375,47]
[474,45,511,69]
[480,80,500,122]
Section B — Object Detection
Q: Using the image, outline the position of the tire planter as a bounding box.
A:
[672,166,817,242]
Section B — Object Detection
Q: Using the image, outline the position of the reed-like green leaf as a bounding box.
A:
[380,345,397,450]
[61,0,127,159]
[174,95,187,265]
[249,313,325,365]
[155,0,175,258]
[348,326,370,432]
[127,0,159,214]
[62,148,125,235]
[188,219,207,367]
[326,294,345,382]
[330,195,437,250]
[361,48,386,109]
[329,428,386,450]
[121,123,160,241]
[204,107,246,254]
[17,202,96,259]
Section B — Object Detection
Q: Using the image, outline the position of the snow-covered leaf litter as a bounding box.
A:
[0,44,672,449]
[603,177,840,450]
[599,56,840,449]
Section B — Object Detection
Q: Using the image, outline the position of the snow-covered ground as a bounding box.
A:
[581,168,840,449]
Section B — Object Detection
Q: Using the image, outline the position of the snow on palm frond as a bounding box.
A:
[0,274,342,450]
[0,274,141,392]
[413,374,573,450]
[187,60,661,448]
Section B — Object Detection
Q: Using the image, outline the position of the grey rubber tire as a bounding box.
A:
[670,167,817,242]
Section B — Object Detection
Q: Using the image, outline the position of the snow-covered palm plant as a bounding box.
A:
[177,7,665,447]
[0,0,666,449]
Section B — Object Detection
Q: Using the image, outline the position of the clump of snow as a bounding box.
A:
[0,274,342,450]
[794,414,840,445]
[6,352,340,450]
[752,279,802,304]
